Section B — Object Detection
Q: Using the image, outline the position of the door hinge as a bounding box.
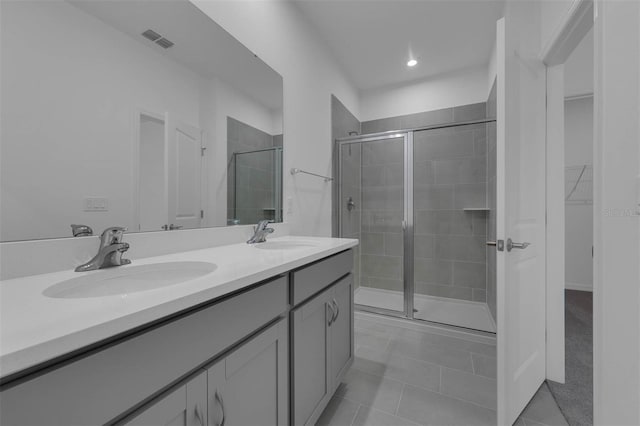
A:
[200,210,204,219]
[201,146,206,156]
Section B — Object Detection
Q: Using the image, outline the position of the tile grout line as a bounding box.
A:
[349,362,497,413]
[355,312,497,344]
[348,403,362,426]
[394,383,405,416]
[353,343,474,375]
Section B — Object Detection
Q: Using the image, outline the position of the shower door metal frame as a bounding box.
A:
[336,118,497,323]
[336,132,415,320]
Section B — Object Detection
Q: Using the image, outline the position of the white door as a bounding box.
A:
[138,113,168,232]
[168,121,203,230]
[496,7,548,425]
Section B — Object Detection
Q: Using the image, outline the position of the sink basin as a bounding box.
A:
[43,261,217,299]
[253,241,317,250]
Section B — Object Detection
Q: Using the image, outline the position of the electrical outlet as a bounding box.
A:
[83,197,109,212]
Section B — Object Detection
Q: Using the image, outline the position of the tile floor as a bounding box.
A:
[317,313,568,426]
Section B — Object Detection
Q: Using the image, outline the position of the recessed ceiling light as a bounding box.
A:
[407,59,418,67]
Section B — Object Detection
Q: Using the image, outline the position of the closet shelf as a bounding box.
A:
[462,208,490,212]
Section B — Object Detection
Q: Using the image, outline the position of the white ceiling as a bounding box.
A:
[564,26,594,97]
[294,0,505,92]
[69,0,283,110]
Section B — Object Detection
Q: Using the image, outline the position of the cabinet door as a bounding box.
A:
[291,288,333,426]
[329,275,354,389]
[125,371,207,426]
[207,319,288,426]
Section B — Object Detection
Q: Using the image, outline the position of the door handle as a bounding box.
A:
[486,240,504,251]
[215,391,226,426]
[347,196,356,211]
[332,299,339,323]
[194,403,205,426]
[506,238,530,252]
[327,302,336,326]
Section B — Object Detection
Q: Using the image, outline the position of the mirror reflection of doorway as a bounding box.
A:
[137,113,205,232]
[138,113,167,232]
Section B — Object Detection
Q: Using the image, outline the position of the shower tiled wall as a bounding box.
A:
[227,117,281,225]
[413,124,488,302]
[359,101,496,307]
[359,139,405,294]
[337,100,496,312]
[361,102,487,135]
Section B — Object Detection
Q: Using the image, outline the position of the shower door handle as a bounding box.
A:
[486,240,504,251]
[506,238,530,252]
[347,197,356,211]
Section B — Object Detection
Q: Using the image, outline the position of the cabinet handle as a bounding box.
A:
[332,299,340,323]
[215,391,226,426]
[327,302,335,326]
[194,403,205,426]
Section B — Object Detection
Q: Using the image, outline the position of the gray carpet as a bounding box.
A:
[547,290,593,426]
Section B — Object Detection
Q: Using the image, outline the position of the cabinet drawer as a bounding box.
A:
[291,250,353,306]
[0,276,288,426]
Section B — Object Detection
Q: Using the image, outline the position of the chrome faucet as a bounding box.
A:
[75,227,131,272]
[247,220,274,244]
[71,224,93,237]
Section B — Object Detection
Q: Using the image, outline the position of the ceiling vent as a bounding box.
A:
[155,37,174,49]
[141,29,174,49]
[141,29,161,42]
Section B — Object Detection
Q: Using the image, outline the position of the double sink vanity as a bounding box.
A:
[0,235,358,425]
[0,1,356,424]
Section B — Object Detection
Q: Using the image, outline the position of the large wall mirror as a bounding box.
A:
[0,0,283,242]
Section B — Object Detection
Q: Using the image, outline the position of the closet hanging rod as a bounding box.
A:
[290,168,333,182]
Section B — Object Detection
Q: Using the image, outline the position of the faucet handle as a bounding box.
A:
[255,220,273,230]
[71,224,93,237]
[100,226,127,245]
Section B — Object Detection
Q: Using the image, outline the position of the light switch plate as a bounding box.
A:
[83,197,109,212]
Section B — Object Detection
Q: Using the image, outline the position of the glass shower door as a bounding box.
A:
[412,123,496,332]
[231,147,283,225]
[338,134,407,314]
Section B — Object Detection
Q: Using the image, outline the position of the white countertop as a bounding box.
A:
[0,236,358,379]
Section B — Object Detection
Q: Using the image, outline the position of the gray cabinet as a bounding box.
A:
[329,276,353,387]
[291,275,353,426]
[126,319,288,426]
[125,371,207,426]
[207,319,288,426]
[0,277,288,426]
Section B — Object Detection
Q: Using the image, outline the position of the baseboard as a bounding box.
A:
[565,282,593,292]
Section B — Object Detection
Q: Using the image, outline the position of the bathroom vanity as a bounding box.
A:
[0,237,357,426]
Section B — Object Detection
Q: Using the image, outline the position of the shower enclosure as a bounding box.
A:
[229,146,283,225]
[336,119,496,332]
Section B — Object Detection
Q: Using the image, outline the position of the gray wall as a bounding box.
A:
[227,117,281,225]
[361,103,487,135]
[331,95,361,287]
